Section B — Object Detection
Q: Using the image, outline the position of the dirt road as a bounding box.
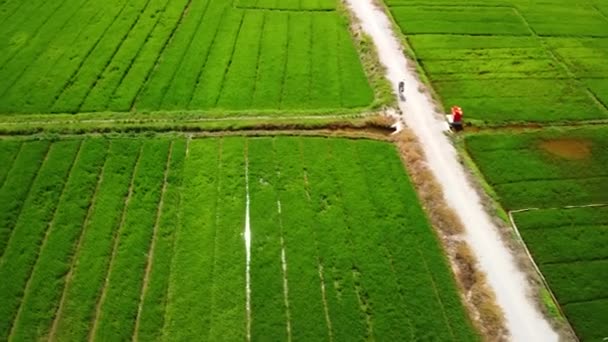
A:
[344,1,559,340]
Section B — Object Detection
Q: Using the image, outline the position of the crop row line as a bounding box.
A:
[183,2,229,108]
[272,140,293,342]
[430,76,571,82]
[325,142,374,338]
[275,13,290,108]
[75,0,155,112]
[390,4,515,9]
[0,142,51,261]
[131,141,173,341]
[563,295,608,306]
[0,0,92,99]
[582,77,608,112]
[435,76,580,82]
[48,0,131,111]
[417,249,457,341]
[420,57,554,62]
[297,139,334,341]
[207,139,224,341]
[6,140,84,340]
[87,145,143,342]
[350,143,419,339]
[508,207,582,342]
[0,0,51,47]
[159,138,189,339]
[157,0,213,108]
[541,256,608,267]
[0,0,27,27]
[0,141,23,190]
[105,0,174,111]
[305,13,314,106]
[244,141,252,342]
[234,6,335,13]
[594,4,608,22]
[512,7,608,114]
[129,0,195,111]
[410,32,531,37]
[210,11,247,108]
[510,204,608,215]
[0,0,73,71]
[17,6,107,108]
[336,21,344,108]
[494,175,608,187]
[249,12,267,108]
[47,140,111,341]
[436,94,590,101]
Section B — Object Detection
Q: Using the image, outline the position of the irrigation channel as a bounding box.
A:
[344,0,559,341]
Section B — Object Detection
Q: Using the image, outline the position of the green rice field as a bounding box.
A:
[0,0,373,114]
[464,127,608,341]
[0,136,477,341]
[386,0,608,123]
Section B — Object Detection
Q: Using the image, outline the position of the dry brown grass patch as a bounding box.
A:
[393,128,507,341]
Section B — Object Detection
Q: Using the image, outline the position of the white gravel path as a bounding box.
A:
[344,1,559,340]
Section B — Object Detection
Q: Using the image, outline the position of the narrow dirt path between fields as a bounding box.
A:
[344,1,558,341]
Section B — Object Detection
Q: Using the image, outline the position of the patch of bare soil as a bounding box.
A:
[540,139,592,160]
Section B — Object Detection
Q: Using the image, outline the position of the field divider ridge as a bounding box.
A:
[297,138,334,342]
[131,141,173,341]
[47,140,111,341]
[6,140,84,340]
[87,145,143,342]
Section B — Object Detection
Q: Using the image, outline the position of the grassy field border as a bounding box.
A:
[0,113,398,136]
[338,0,395,110]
